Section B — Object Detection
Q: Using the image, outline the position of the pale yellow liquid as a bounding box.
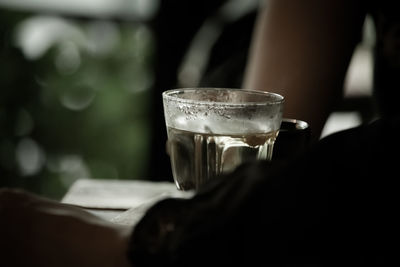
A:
[167,127,279,190]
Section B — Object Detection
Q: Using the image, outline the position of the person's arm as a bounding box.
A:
[0,189,132,267]
[244,0,367,140]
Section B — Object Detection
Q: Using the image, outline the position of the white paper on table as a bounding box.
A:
[62,178,188,209]
[62,178,193,225]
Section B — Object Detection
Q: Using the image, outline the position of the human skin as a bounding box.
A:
[244,0,367,141]
[0,188,132,267]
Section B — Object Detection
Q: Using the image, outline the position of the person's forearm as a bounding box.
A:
[244,0,367,140]
[0,189,133,267]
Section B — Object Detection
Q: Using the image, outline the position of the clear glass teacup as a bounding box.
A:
[163,88,284,190]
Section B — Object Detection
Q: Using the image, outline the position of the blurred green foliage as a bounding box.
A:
[0,9,155,199]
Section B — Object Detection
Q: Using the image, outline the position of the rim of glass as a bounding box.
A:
[162,88,284,107]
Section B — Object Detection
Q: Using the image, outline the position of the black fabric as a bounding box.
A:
[370,0,400,119]
[128,1,400,265]
[128,118,399,266]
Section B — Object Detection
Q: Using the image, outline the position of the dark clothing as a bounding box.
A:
[128,2,400,265]
[128,118,398,266]
[371,1,400,118]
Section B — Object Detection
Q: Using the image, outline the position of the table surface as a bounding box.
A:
[61,178,192,223]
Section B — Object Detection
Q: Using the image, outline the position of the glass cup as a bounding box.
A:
[163,88,284,191]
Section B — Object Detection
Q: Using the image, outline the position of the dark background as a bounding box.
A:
[0,0,259,199]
